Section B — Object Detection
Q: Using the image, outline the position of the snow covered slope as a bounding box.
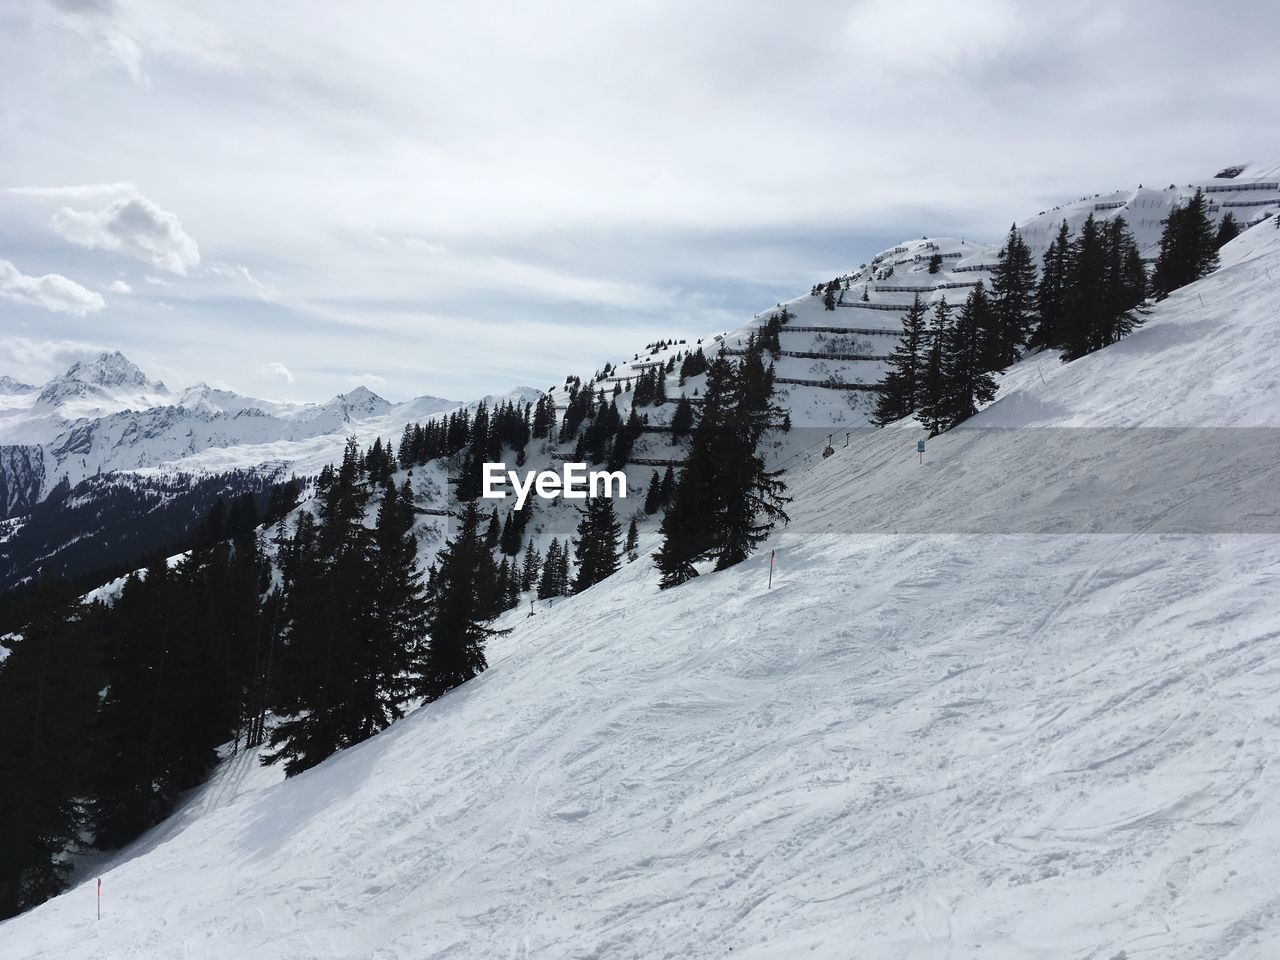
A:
[4,215,1280,957]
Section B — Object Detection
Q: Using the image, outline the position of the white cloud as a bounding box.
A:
[404,238,447,256]
[144,275,173,286]
[3,0,1279,402]
[0,335,111,383]
[52,195,200,274]
[207,262,278,301]
[257,361,294,384]
[0,259,105,317]
[6,182,136,199]
[107,279,132,293]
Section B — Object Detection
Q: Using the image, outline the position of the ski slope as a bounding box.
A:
[4,219,1280,957]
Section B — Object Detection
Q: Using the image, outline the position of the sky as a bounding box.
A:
[1,0,1278,403]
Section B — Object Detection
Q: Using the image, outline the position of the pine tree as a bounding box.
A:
[417,503,506,701]
[1057,214,1107,363]
[872,294,927,425]
[1216,212,1240,248]
[917,299,951,434]
[1030,221,1072,350]
[262,438,380,777]
[1097,216,1147,351]
[1152,189,1219,297]
[670,396,695,441]
[919,290,996,435]
[625,518,639,561]
[654,342,790,586]
[364,481,426,733]
[643,470,662,515]
[659,464,676,506]
[499,508,522,556]
[0,575,100,919]
[520,540,541,592]
[988,224,1038,369]
[484,508,500,551]
[571,497,622,592]
[536,539,560,599]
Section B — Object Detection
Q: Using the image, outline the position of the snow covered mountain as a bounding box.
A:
[3,170,1280,958]
[32,350,170,417]
[0,356,463,519]
[3,162,1275,523]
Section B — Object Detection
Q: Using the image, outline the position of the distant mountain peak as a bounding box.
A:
[36,351,168,409]
[0,375,36,395]
[342,385,386,404]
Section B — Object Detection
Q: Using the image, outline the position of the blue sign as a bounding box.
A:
[916,439,926,453]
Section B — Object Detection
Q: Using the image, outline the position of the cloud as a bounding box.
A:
[0,335,112,383]
[207,262,278,301]
[404,238,448,256]
[5,1,1280,403]
[0,259,105,317]
[52,195,200,274]
[6,182,136,199]
[257,361,294,384]
[107,279,131,293]
[49,0,118,15]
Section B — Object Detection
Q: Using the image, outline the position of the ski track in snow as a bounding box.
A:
[5,199,1280,959]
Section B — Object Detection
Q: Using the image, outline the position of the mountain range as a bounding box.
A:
[4,161,1280,958]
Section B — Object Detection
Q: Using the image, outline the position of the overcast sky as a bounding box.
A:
[1,0,1277,402]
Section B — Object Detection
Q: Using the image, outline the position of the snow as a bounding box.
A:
[4,166,1275,515]
[4,193,1280,957]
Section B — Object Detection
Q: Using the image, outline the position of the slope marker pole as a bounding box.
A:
[768,549,775,589]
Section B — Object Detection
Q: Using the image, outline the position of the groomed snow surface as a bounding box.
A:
[6,219,1280,959]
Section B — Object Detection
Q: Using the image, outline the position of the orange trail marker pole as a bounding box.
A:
[97,878,101,920]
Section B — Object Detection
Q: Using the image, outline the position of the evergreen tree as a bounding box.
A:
[643,470,662,515]
[670,395,695,441]
[0,575,100,919]
[1152,189,1219,297]
[654,342,790,587]
[499,508,522,556]
[872,294,927,425]
[364,481,426,734]
[571,496,622,592]
[917,299,951,433]
[1029,221,1072,350]
[625,518,639,562]
[987,224,1038,369]
[1057,214,1107,362]
[520,540,541,592]
[659,464,676,506]
[261,438,397,777]
[1098,216,1147,351]
[484,508,500,551]
[1216,212,1240,248]
[919,290,996,435]
[417,503,506,701]
[537,539,562,600]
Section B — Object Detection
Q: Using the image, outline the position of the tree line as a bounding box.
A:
[0,259,801,921]
[873,194,1226,434]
